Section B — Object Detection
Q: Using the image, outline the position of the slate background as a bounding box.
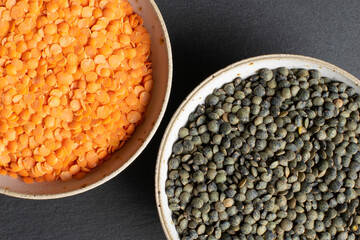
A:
[1,1,360,239]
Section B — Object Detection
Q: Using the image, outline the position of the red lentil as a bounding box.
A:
[0,0,152,183]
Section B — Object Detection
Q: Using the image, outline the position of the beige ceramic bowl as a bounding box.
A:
[0,0,172,199]
[155,54,360,239]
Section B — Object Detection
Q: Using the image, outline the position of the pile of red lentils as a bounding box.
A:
[0,0,152,183]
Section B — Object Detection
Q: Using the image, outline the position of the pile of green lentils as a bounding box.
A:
[166,67,360,240]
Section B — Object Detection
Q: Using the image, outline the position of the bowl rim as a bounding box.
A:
[155,53,360,239]
[2,0,173,200]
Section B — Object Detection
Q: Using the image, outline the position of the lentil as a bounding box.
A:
[167,68,360,239]
[0,0,152,182]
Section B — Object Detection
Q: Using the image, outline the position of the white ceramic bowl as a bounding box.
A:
[0,0,172,199]
[155,54,360,239]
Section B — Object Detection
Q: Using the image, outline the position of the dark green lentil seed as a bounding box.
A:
[260,68,273,81]
[167,68,360,239]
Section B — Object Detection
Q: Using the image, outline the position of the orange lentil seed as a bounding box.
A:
[23,177,34,184]
[0,0,152,183]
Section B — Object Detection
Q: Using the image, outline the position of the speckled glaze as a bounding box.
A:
[0,0,172,199]
[155,54,360,240]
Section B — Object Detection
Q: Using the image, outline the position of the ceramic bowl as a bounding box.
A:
[0,0,172,199]
[155,54,360,239]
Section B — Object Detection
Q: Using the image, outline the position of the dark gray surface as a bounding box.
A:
[1,1,360,240]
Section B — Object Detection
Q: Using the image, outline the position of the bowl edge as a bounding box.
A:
[155,53,360,239]
[1,0,173,200]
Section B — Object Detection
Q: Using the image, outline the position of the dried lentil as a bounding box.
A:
[167,68,360,239]
[0,0,152,182]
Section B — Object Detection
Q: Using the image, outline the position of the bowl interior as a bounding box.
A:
[0,0,172,199]
[156,54,360,240]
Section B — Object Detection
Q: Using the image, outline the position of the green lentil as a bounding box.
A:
[167,67,360,239]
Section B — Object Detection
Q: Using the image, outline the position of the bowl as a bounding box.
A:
[0,0,172,199]
[155,54,360,239]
